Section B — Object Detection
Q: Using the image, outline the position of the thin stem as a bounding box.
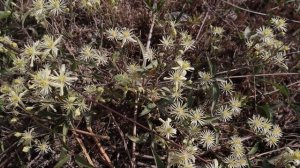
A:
[132,91,140,168]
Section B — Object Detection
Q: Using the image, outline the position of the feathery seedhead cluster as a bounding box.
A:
[248,115,282,147]
[164,70,187,91]
[169,101,190,121]
[21,36,62,67]
[229,136,245,159]
[79,45,109,65]
[169,141,197,167]
[229,97,242,114]
[30,64,77,96]
[35,138,52,154]
[160,35,174,49]
[247,17,290,69]
[172,59,195,74]
[190,108,206,126]
[211,26,225,36]
[224,155,247,168]
[220,80,234,95]
[41,35,62,57]
[200,130,216,149]
[198,71,213,88]
[105,27,136,47]
[271,17,287,33]
[180,31,195,52]
[80,0,101,11]
[217,105,233,122]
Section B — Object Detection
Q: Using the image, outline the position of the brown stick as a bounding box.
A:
[72,129,95,167]
[86,127,114,168]
[71,128,110,140]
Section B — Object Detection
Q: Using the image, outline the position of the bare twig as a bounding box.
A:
[226,72,300,79]
[132,92,140,168]
[250,80,300,98]
[72,129,95,167]
[196,12,209,41]
[146,14,156,50]
[87,127,113,168]
[109,112,133,167]
[71,128,110,140]
[250,145,300,160]
[0,41,21,53]
[221,0,300,24]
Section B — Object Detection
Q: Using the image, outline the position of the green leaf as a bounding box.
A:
[258,104,273,121]
[0,10,11,20]
[206,56,216,75]
[145,60,158,70]
[246,156,252,168]
[156,0,165,12]
[0,98,4,113]
[139,103,156,116]
[151,145,165,168]
[273,84,289,98]
[54,152,70,168]
[210,83,220,113]
[248,142,259,155]
[21,10,32,28]
[5,0,13,10]
[75,155,94,168]
[62,123,69,143]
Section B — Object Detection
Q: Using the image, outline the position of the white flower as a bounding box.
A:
[220,80,234,95]
[35,139,52,154]
[271,17,287,32]
[190,108,206,126]
[95,50,109,66]
[22,41,41,67]
[211,26,225,36]
[21,128,35,146]
[229,97,242,114]
[169,101,190,121]
[225,156,247,168]
[206,159,222,168]
[264,134,279,148]
[200,130,215,149]
[8,90,27,107]
[51,64,78,96]
[172,59,194,73]
[106,27,120,41]
[164,70,187,91]
[47,0,67,16]
[41,35,62,57]
[80,45,97,61]
[144,48,155,61]
[160,35,174,49]
[156,118,177,139]
[180,32,195,51]
[31,65,59,95]
[199,71,213,87]
[217,105,233,122]
[119,28,136,47]
[256,26,274,42]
